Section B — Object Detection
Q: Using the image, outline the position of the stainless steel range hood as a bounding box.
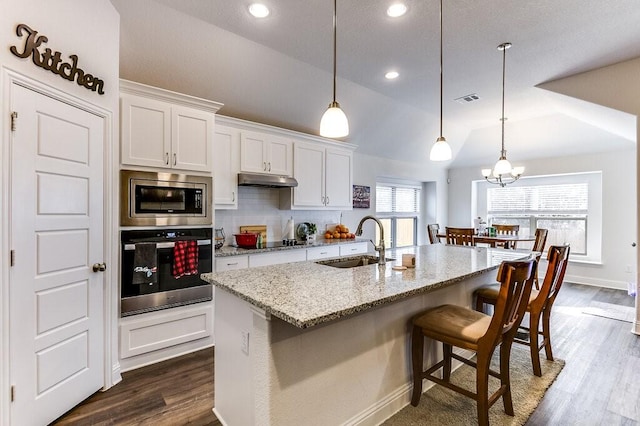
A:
[237,173,298,188]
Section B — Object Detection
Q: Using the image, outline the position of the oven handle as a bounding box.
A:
[124,239,211,251]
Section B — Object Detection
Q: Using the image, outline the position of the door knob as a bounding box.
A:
[633,243,637,247]
[92,262,107,272]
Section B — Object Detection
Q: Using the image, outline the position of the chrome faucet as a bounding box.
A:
[355,215,386,265]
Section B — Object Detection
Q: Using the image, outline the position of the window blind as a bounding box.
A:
[376,184,420,214]
[488,183,588,213]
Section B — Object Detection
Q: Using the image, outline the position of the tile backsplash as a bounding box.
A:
[214,187,345,245]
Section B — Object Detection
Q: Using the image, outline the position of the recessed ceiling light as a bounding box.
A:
[385,71,399,80]
[249,3,270,18]
[387,3,407,18]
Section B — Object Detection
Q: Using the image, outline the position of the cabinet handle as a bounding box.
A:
[321,196,325,204]
[326,196,330,205]
[263,161,267,171]
[320,251,328,255]
[268,162,271,172]
[173,153,177,166]
[232,191,235,202]
[165,152,169,165]
[227,262,238,266]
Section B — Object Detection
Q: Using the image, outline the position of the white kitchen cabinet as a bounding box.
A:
[215,255,249,272]
[214,124,240,209]
[249,249,306,268]
[306,245,340,260]
[120,80,222,172]
[283,141,353,210]
[339,242,369,256]
[240,130,292,176]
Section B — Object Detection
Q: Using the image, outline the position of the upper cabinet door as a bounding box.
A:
[172,105,214,172]
[240,131,293,176]
[214,125,240,209]
[293,142,325,207]
[121,94,171,168]
[240,131,268,173]
[267,135,293,176]
[325,148,353,209]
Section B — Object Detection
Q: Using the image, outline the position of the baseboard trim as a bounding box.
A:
[564,274,628,290]
[212,407,229,426]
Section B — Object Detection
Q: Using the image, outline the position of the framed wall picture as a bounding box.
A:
[353,185,370,209]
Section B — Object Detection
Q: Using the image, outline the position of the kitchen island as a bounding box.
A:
[202,244,533,425]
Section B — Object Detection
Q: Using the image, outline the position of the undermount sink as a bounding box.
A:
[315,255,395,268]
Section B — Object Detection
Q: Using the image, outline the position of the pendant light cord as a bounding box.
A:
[500,43,507,156]
[439,0,443,138]
[332,0,337,103]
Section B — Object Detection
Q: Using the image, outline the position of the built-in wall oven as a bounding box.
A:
[120,227,213,317]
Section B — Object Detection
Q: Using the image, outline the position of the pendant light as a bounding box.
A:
[320,0,349,138]
[481,42,524,187]
[429,0,452,161]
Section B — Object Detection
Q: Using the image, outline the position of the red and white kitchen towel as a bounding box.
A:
[173,240,199,278]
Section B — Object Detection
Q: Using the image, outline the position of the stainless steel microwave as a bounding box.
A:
[120,170,212,226]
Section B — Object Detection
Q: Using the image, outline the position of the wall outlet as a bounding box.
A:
[241,330,249,355]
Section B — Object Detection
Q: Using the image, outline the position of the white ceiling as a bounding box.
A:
[111,0,640,167]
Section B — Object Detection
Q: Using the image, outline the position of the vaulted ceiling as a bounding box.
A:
[110,0,640,167]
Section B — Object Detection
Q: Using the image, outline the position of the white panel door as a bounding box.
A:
[10,84,105,426]
[172,105,213,172]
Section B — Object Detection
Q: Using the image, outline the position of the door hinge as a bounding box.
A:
[10,112,18,132]
[10,250,15,267]
[10,385,15,402]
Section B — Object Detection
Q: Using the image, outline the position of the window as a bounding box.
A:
[376,183,420,248]
[480,172,601,261]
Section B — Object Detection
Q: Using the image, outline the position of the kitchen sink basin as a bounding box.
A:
[315,255,394,268]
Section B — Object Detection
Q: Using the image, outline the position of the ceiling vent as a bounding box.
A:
[455,93,480,104]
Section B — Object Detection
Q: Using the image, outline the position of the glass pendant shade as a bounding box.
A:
[493,158,512,177]
[511,166,525,177]
[320,101,349,138]
[429,136,452,161]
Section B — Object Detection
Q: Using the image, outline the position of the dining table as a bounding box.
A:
[437,233,536,249]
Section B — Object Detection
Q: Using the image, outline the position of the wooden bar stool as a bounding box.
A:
[474,245,570,376]
[445,226,475,246]
[410,259,536,426]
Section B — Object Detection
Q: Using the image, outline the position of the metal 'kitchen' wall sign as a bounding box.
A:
[9,23,105,95]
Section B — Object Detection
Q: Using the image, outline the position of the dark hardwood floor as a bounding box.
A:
[52,282,638,425]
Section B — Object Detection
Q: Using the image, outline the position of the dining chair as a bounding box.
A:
[474,245,570,376]
[493,224,520,249]
[531,228,548,289]
[427,224,441,244]
[445,227,475,246]
[411,259,536,426]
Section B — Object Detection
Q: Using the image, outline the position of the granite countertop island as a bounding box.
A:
[202,244,532,329]
[205,244,534,426]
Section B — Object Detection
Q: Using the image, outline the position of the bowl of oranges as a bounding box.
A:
[324,224,356,240]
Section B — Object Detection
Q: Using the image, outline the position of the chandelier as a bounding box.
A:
[481,42,524,187]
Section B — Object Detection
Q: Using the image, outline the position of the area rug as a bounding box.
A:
[582,301,635,323]
[383,346,564,425]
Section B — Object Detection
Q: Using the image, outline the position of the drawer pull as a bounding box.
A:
[227,262,238,266]
[320,251,328,255]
